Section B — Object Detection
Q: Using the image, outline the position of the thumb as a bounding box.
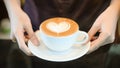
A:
[88,24,100,40]
[24,24,40,46]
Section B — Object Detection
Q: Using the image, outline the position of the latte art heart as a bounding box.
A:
[40,17,79,37]
[46,22,71,33]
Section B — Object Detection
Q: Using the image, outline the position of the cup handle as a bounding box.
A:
[75,31,89,45]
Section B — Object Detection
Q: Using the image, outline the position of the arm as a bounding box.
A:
[4,0,21,17]
[3,0,39,55]
[110,0,120,14]
[88,0,120,53]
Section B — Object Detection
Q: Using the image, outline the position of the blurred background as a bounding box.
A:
[0,0,120,68]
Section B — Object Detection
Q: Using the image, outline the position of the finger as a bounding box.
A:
[10,31,16,43]
[88,23,100,39]
[87,32,107,54]
[24,23,40,46]
[91,36,98,41]
[15,30,32,56]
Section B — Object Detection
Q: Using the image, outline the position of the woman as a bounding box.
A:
[3,0,120,68]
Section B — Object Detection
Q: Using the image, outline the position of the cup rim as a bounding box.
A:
[39,30,88,38]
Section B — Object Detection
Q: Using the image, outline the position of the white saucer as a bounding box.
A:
[28,31,90,62]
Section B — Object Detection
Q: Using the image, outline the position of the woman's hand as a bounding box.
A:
[4,0,39,55]
[88,1,120,53]
[10,9,39,55]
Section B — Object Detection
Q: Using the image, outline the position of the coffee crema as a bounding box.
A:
[40,17,79,37]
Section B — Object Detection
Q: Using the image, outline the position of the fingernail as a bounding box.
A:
[86,51,91,54]
[11,38,17,43]
[26,50,33,56]
[30,34,40,46]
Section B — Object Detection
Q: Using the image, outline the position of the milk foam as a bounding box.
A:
[46,21,70,33]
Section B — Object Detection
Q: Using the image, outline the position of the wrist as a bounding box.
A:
[4,0,22,17]
[110,0,120,15]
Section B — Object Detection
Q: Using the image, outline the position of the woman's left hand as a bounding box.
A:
[88,1,120,53]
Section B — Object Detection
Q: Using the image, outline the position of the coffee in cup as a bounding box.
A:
[39,17,89,52]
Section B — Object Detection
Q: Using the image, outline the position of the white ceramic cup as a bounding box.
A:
[39,30,89,52]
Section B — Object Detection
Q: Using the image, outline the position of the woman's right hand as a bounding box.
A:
[10,9,39,55]
[4,0,39,55]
